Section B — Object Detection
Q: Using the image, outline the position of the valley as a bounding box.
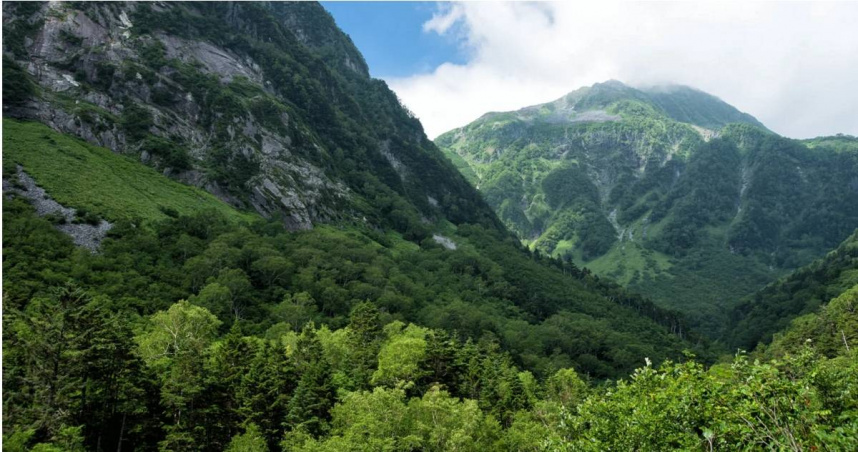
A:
[2,2,856,450]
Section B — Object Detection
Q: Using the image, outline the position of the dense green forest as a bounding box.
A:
[436,82,858,338]
[2,118,711,449]
[3,224,856,450]
[3,183,856,449]
[3,1,858,451]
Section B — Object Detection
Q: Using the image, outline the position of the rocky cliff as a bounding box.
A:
[3,1,501,235]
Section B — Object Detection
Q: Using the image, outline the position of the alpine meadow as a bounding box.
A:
[1,2,857,451]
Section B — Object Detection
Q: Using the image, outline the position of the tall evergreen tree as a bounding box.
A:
[284,326,335,437]
[346,301,382,388]
[237,341,295,450]
[5,284,97,442]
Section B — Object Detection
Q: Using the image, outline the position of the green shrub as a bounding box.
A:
[2,56,37,106]
[120,103,154,142]
[140,136,191,171]
[73,207,101,225]
[44,212,67,225]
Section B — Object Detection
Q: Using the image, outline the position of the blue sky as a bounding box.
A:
[321,2,464,79]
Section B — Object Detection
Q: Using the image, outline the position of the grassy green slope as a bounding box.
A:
[641,84,767,130]
[802,134,858,153]
[3,119,255,224]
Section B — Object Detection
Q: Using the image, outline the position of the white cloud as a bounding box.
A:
[387,2,858,139]
[422,3,464,35]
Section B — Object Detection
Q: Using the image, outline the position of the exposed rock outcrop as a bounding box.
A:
[3,167,112,251]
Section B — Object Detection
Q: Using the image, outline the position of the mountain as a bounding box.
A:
[437,80,858,338]
[5,3,858,450]
[3,1,500,234]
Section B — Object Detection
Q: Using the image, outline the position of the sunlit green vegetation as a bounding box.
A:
[3,119,253,224]
[4,271,855,450]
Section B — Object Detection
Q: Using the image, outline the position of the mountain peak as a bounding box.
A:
[460,80,765,133]
[594,79,629,89]
[556,80,765,130]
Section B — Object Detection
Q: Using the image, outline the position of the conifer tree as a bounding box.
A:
[346,301,382,388]
[285,326,335,437]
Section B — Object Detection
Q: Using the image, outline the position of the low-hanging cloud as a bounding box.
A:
[387,2,858,139]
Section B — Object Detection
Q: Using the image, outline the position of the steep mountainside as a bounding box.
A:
[730,230,858,351]
[761,284,857,360]
[437,81,858,337]
[3,1,500,235]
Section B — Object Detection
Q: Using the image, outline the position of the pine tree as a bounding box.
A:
[78,304,150,451]
[346,301,382,388]
[5,284,95,440]
[237,341,295,449]
[500,372,530,427]
[419,329,461,394]
[203,323,254,449]
[284,326,335,437]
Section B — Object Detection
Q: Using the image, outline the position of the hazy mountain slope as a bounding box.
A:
[437,81,858,338]
[641,84,766,130]
[2,1,500,235]
[730,230,858,351]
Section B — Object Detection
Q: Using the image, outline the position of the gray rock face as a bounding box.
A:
[568,110,622,123]
[379,140,408,181]
[3,167,113,251]
[159,34,263,84]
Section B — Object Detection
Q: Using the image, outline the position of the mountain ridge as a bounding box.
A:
[436,80,858,338]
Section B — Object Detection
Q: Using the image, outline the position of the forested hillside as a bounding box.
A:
[3,181,855,450]
[2,122,704,449]
[729,230,858,351]
[437,81,858,337]
[2,121,698,378]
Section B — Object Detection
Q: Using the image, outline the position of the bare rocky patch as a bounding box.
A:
[3,166,112,251]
